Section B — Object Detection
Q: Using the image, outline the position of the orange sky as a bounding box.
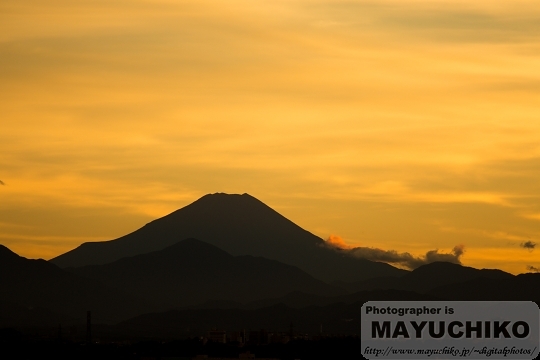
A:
[1,0,539,274]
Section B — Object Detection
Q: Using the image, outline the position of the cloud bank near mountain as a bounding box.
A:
[324,234,465,270]
[349,243,465,270]
[325,235,352,250]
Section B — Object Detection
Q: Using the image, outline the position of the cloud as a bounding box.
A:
[325,234,352,249]
[520,241,536,250]
[350,244,465,270]
[450,244,466,258]
[526,265,540,273]
[0,180,4,185]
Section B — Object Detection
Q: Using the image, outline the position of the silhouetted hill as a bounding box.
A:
[68,238,344,308]
[114,286,443,339]
[429,273,540,301]
[0,299,73,328]
[335,261,513,293]
[332,276,401,293]
[245,289,442,309]
[403,261,513,292]
[0,244,152,325]
[51,193,406,282]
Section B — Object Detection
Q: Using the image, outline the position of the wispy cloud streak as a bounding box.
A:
[520,241,536,250]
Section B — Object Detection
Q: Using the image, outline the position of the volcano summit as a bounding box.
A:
[51,193,405,282]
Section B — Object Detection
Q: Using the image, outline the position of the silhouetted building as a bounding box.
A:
[228,330,246,343]
[248,329,268,345]
[207,329,226,343]
[86,310,91,343]
[269,332,289,344]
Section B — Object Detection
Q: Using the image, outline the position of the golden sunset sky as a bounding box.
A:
[1,0,539,274]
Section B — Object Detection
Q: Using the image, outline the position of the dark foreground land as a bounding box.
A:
[0,328,361,360]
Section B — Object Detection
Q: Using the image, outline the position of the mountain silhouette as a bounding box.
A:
[0,244,151,324]
[335,261,514,293]
[68,238,344,307]
[51,193,405,281]
[428,272,540,301]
